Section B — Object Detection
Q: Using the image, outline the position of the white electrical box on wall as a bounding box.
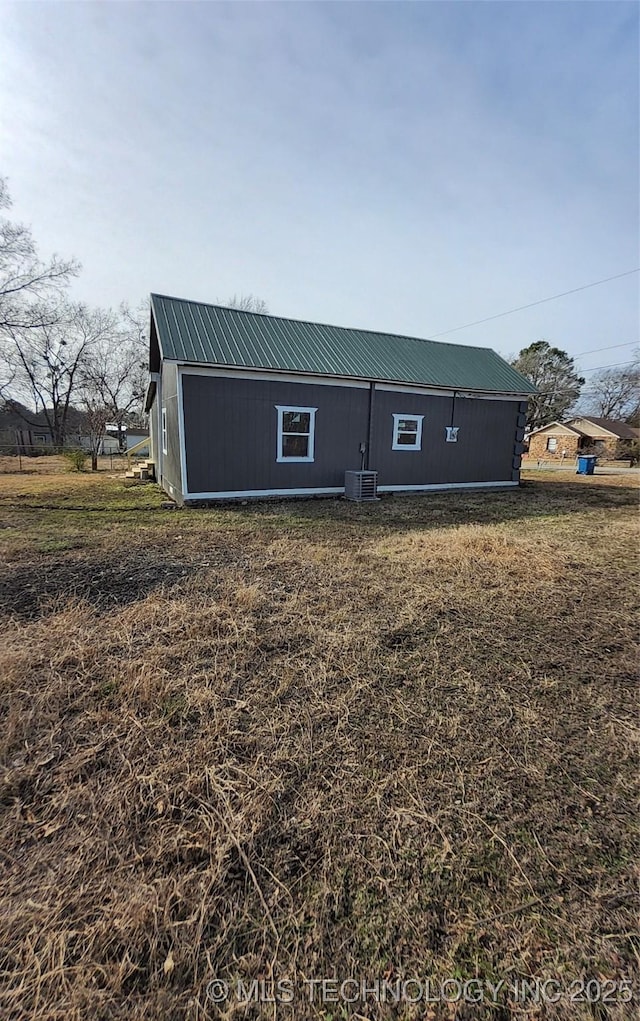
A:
[446,427,459,442]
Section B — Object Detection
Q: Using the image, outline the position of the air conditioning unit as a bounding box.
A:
[344,470,378,502]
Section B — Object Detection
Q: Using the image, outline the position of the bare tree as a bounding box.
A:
[225,294,269,314]
[120,297,150,349]
[79,396,112,471]
[584,357,640,420]
[0,177,79,331]
[79,303,148,450]
[2,303,116,448]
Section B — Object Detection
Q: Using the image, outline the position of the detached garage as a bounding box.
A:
[145,294,535,504]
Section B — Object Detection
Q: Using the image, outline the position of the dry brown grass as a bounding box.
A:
[0,471,638,1020]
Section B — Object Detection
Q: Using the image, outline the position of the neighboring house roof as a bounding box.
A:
[0,402,89,433]
[568,417,639,440]
[150,293,537,395]
[527,421,586,437]
[0,402,51,432]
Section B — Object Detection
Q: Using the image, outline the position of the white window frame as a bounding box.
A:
[162,407,168,455]
[276,405,317,463]
[546,437,557,452]
[392,413,424,451]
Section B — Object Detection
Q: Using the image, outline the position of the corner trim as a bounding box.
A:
[177,366,188,499]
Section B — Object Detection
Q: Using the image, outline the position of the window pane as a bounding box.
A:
[397,431,418,445]
[283,411,310,434]
[282,434,309,457]
[397,419,418,432]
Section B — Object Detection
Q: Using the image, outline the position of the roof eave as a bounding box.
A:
[144,378,157,412]
[172,359,535,398]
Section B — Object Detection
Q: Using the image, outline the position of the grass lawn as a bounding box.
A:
[0,467,638,1020]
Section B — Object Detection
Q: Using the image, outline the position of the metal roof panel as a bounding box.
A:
[150,294,537,394]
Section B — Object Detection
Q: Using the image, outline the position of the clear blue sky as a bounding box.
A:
[0,1,638,376]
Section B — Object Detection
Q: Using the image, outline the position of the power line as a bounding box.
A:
[431,268,640,337]
[535,386,627,396]
[529,361,637,396]
[580,359,637,373]
[573,341,639,359]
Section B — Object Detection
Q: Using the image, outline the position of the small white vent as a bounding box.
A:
[446,426,459,442]
[344,470,378,502]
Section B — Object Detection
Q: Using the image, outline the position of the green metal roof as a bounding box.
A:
[150,294,537,394]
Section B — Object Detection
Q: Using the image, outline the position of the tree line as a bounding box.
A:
[0,177,148,464]
[0,177,270,467]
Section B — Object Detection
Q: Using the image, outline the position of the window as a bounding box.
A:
[392,414,424,451]
[546,437,557,452]
[276,406,317,462]
[162,407,168,455]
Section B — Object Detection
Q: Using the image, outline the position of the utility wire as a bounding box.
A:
[431,268,639,337]
[579,359,637,373]
[573,341,639,359]
[535,387,626,395]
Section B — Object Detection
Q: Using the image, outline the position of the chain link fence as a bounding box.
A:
[0,444,136,474]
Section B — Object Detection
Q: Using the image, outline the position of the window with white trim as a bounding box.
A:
[276,406,317,462]
[392,414,424,451]
[162,407,168,455]
[546,437,557,452]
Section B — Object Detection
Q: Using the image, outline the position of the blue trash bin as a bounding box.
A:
[576,455,596,475]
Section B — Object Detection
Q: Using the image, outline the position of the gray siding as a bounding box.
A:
[371,390,521,487]
[179,370,524,497]
[182,374,369,494]
[161,361,183,498]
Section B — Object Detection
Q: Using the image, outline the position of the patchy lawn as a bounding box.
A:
[0,470,638,1020]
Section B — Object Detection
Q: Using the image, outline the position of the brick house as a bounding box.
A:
[526,417,639,461]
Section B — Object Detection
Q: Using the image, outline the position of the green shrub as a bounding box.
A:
[63,448,88,472]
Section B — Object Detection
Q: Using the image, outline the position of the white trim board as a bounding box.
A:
[275,405,317,463]
[177,367,188,497]
[179,364,369,389]
[392,413,424,451]
[157,370,163,482]
[161,407,168,456]
[182,481,519,501]
[185,486,344,500]
[173,361,531,399]
[377,481,518,492]
[376,383,527,402]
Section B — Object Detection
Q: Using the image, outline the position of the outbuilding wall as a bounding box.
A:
[371,388,523,488]
[177,369,526,499]
[181,372,370,496]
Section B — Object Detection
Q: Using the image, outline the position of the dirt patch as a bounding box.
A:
[0,550,192,620]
